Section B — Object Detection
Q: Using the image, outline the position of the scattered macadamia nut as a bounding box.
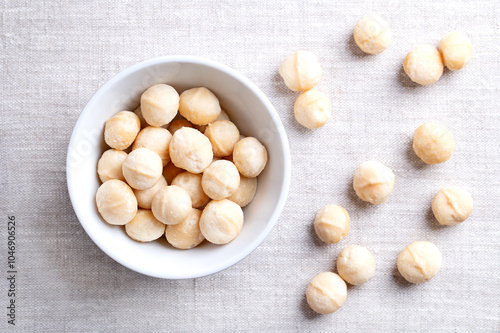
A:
[202,160,240,200]
[353,161,395,204]
[132,126,172,166]
[200,199,244,245]
[306,272,347,315]
[233,137,268,178]
[216,109,230,121]
[134,176,167,209]
[439,31,473,71]
[167,118,193,135]
[179,87,221,125]
[95,179,137,225]
[169,127,213,174]
[204,120,240,157]
[166,209,205,249]
[294,90,332,129]
[413,122,455,164]
[353,13,391,54]
[163,161,184,184]
[337,245,376,285]
[314,205,350,244]
[432,187,473,225]
[134,105,148,128]
[122,148,163,190]
[403,44,444,85]
[140,84,179,127]
[97,149,127,183]
[151,185,192,225]
[104,111,141,150]
[171,172,210,208]
[397,241,442,284]
[125,209,165,242]
[228,176,257,207]
[279,51,322,92]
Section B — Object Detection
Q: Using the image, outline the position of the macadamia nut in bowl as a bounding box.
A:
[67,56,291,279]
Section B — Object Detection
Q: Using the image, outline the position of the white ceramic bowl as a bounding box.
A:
[66,56,291,279]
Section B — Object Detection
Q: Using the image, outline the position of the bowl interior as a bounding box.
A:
[67,57,290,279]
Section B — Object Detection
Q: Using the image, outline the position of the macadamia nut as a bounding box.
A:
[353,161,395,205]
[204,120,240,157]
[151,185,192,225]
[169,127,213,174]
[202,160,240,200]
[337,245,376,285]
[439,31,473,71]
[279,51,322,91]
[122,148,163,190]
[140,84,179,127]
[294,90,332,129]
[200,199,243,245]
[125,209,165,242]
[306,272,347,315]
[404,44,444,85]
[413,122,455,164]
[104,111,141,150]
[167,118,193,134]
[314,205,350,244]
[171,172,210,208]
[134,105,148,128]
[228,176,257,207]
[353,13,391,54]
[134,176,167,209]
[166,209,205,249]
[179,87,221,125]
[132,126,172,166]
[97,149,127,183]
[95,179,137,225]
[233,137,268,178]
[432,187,473,225]
[397,241,442,284]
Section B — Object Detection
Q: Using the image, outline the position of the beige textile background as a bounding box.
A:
[1,0,499,331]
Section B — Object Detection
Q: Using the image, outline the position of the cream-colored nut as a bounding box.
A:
[306,272,347,315]
[169,127,213,174]
[403,44,444,85]
[228,176,257,207]
[217,109,230,121]
[439,31,473,71]
[314,205,350,244]
[122,148,163,190]
[134,105,148,128]
[279,51,322,91]
[95,179,137,225]
[140,84,179,127]
[97,149,127,183]
[199,199,243,244]
[233,137,268,178]
[179,87,221,125]
[294,90,332,129]
[337,245,376,285]
[134,176,167,209]
[166,209,205,249]
[204,120,240,157]
[413,122,455,164]
[167,118,193,135]
[171,172,210,208]
[353,13,391,54]
[104,111,141,150]
[151,185,192,225]
[353,161,395,204]
[163,161,184,184]
[131,126,172,166]
[202,160,240,200]
[125,209,165,242]
[397,241,442,284]
[432,187,473,225]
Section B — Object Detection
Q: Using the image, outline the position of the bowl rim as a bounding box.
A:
[66,55,291,279]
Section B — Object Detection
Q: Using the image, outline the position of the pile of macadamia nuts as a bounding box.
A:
[96,84,267,249]
[290,14,474,315]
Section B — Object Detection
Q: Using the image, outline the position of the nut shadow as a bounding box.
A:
[397,65,421,89]
[345,176,376,211]
[392,262,415,287]
[301,294,322,319]
[426,206,448,230]
[406,137,430,170]
[346,33,372,59]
